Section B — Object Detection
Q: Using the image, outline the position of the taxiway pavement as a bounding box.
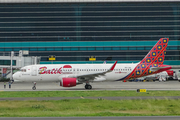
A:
[0,81,180,91]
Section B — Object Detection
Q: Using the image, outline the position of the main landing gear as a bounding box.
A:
[85,83,92,89]
[32,82,36,90]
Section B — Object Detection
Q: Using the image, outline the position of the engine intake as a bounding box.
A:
[60,78,76,87]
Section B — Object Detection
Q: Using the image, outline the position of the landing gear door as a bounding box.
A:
[31,66,37,76]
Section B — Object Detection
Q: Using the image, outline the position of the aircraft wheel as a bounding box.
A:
[85,85,92,89]
[32,86,36,90]
[85,85,88,89]
[87,85,92,89]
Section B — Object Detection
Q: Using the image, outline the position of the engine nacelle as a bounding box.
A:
[60,78,77,87]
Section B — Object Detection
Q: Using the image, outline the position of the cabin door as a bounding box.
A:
[31,66,37,76]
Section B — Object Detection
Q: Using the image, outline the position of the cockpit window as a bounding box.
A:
[20,69,26,72]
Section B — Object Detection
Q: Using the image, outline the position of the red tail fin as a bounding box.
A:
[141,38,168,65]
[125,38,169,80]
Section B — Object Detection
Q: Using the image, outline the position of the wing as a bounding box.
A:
[69,61,117,82]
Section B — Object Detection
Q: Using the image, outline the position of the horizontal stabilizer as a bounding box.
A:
[171,66,180,69]
[150,65,172,72]
[150,67,167,71]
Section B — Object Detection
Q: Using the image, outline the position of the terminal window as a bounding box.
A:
[0,60,16,66]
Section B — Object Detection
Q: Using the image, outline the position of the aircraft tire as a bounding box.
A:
[85,85,88,89]
[88,85,92,89]
[32,86,36,90]
[85,85,92,89]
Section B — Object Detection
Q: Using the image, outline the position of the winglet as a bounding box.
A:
[103,60,107,64]
[110,61,117,71]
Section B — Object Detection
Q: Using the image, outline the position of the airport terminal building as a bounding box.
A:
[0,0,179,65]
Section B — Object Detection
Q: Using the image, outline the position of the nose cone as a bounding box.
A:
[13,72,19,81]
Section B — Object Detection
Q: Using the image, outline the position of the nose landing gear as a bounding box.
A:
[32,82,36,90]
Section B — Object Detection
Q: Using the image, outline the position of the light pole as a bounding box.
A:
[10,51,14,81]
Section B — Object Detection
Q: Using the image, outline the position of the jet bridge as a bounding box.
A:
[0,50,41,79]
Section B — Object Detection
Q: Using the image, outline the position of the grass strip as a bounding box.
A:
[0,99,180,117]
[0,90,180,97]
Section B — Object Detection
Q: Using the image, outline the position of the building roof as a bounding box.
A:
[0,0,179,3]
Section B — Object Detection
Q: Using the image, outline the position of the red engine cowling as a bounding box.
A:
[60,78,76,87]
[166,70,174,77]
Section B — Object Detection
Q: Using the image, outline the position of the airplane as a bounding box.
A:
[13,38,172,90]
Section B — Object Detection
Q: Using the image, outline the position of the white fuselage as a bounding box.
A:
[13,63,138,82]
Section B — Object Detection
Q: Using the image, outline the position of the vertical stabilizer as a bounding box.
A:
[141,38,168,65]
[125,38,169,80]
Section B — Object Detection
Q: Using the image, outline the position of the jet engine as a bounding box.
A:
[60,78,77,87]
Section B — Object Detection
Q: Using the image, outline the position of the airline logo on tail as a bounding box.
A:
[124,38,171,80]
